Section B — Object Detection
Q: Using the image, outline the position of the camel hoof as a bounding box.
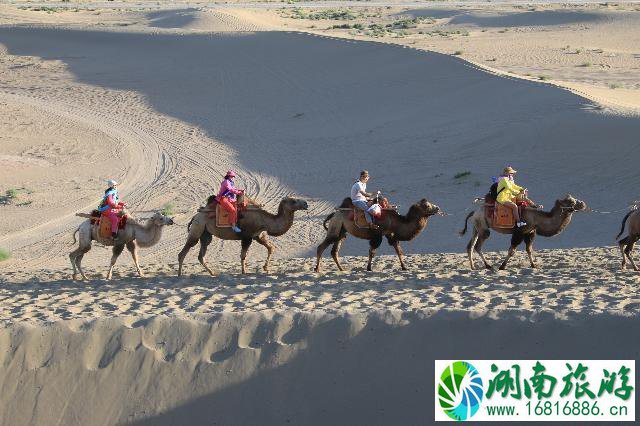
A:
[72,274,78,281]
[498,265,506,271]
[485,265,494,271]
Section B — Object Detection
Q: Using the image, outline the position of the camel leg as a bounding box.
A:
[499,233,524,270]
[197,230,216,276]
[367,234,383,271]
[178,237,199,276]
[106,244,126,280]
[619,237,629,270]
[70,245,91,281]
[126,241,144,277]
[316,236,338,273]
[331,236,347,272]
[474,230,493,270]
[240,238,253,274]
[254,232,275,273]
[69,248,83,280]
[387,237,407,270]
[624,238,639,271]
[524,233,537,268]
[466,229,479,270]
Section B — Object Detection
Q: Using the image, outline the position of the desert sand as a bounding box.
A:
[0,1,639,424]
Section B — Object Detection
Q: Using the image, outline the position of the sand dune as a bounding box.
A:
[1,24,640,274]
[0,309,637,425]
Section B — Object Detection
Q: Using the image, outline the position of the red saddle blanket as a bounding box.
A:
[90,210,128,229]
[206,199,248,215]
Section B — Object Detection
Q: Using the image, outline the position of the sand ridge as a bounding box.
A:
[1,248,638,325]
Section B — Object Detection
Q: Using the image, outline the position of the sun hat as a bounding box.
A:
[107,179,118,187]
[226,170,237,178]
[503,166,517,175]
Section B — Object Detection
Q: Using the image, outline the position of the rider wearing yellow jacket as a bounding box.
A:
[496,166,527,227]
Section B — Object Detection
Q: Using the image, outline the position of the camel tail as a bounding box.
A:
[323,212,335,230]
[72,228,79,244]
[616,210,633,240]
[459,211,474,236]
[187,217,194,231]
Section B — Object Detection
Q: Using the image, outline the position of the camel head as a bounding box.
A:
[281,197,309,212]
[150,212,175,226]
[557,194,587,212]
[415,198,442,217]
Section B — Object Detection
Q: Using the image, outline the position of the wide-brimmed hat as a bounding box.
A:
[503,166,517,175]
[107,179,118,187]
[226,170,237,178]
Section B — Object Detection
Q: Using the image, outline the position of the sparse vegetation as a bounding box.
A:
[538,75,550,81]
[6,189,18,200]
[0,248,10,262]
[454,171,471,179]
[453,50,463,56]
[609,83,623,89]
[161,201,176,216]
[288,8,357,21]
[580,62,592,67]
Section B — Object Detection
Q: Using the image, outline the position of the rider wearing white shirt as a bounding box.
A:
[350,170,377,228]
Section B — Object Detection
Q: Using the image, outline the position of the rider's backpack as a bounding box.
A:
[487,181,505,202]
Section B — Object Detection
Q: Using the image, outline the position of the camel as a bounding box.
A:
[460,194,587,270]
[177,196,309,275]
[615,208,640,270]
[315,198,442,272]
[70,212,175,280]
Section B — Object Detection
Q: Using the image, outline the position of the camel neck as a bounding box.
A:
[134,220,164,247]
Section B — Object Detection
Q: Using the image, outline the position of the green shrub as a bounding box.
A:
[0,248,10,262]
[6,189,18,199]
[161,201,176,216]
[454,171,471,179]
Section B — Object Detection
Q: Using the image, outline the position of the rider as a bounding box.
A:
[98,179,126,239]
[496,166,527,228]
[216,170,244,233]
[351,170,378,230]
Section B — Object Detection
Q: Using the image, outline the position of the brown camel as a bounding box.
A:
[178,196,308,275]
[70,212,175,280]
[615,208,640,270]
[460,194,587,270]
[315,198,442,272]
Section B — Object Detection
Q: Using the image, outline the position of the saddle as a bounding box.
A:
[206,199,248,228]
[90,210,128,238]
[349,197,390,229]
[483,200,527,229]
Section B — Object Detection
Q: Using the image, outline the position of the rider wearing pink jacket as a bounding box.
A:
[98,179,125,238]
[215,170,244,233]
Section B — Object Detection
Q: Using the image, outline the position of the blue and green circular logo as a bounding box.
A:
[438,361,484,421]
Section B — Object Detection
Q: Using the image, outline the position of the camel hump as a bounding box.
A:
[338,197,353,208]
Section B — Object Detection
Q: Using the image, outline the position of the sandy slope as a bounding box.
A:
[0,310,638,425]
